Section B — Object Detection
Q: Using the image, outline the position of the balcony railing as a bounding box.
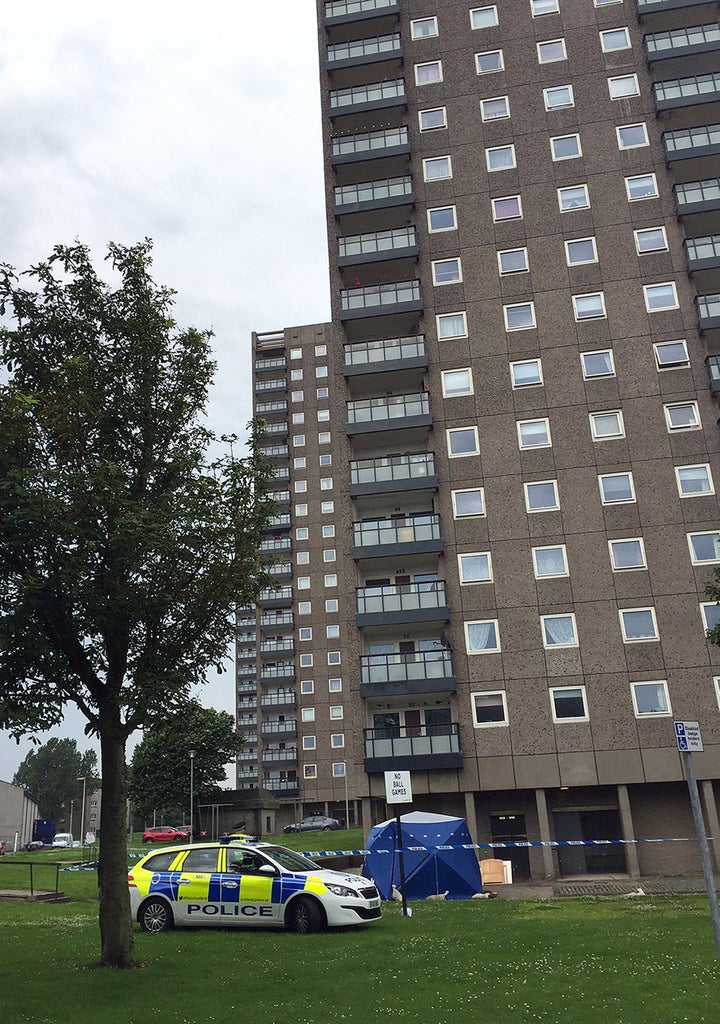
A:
[327,32,401,66]
[685,234,720,271]
[638,0,718,13]
[265,779,300,793]
[334,175,413,213]
[237,681,257,694]
[238,716,258,728]
[237,767,258,778]
[256,400,287,415]
[261,691,297,708]
[238,749,258,763]
[331,126,409,163]
[259,537,292,553]
[259,662,295,681]
[353,513,442,556]
[267,562,292,578]
[645,23,720,59]
[338,226,417,264]
[270,467,290,483]
[265,514,291,529]
[347,392,430,430]
[260,612,294,628]
[364,722,462,771]
[258,585,293,604]
[259,445,290,460]
[261,747,298,763]
[340,279,421,317]
[260,638,295,655]
[325,0,399,20]
[360,649,453,686]
[654,72,720,109]
[255,377,287,393]
[264,422,289,437]
[664,122,720,159]
[697,293,720,328]
[255,356,287,373]
[330,78,405,114]
[267,490,290,504]
[344,335,426,373]
[350,451,437,494]
[261,720,297,736]
[356,580,449,622]
[706,354,720,393]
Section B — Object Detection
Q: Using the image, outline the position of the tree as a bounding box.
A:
[128,701,244,824]
[13,737,98,821]
[705,574,720,647]
[0,241,274,968]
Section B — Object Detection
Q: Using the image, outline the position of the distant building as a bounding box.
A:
[0,779,39,848]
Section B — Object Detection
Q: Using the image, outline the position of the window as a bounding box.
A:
[525,479,559,512]
[319,454,332,467]
[322,524,335,537]
[296,551,310,566]
[504,302,536,331]
[299,626,312,640]
[537,39,566,63]
[617,123,648,150]
[558,184,589,211]
[498,248,529,275]
[608,74,640,99]
[702,602,720,632]
[517,418,551,449]
[470,6,498,28]
[292,412,305,425]
[303,764,317,780]
[600,27,631,52]
[331,735,345,749]
[297,576,310,589]
[626,174,658,201]
[442,368,473,397]
[465,619,501,653]
[595,0,623,5]
[325,598,338,612]
[324,573,338,585]
[471,691,508,727]
[541,614,578,648]
[620,607,659,642]
[447,426,480,457]
[323,548,336,562]
[301,707,315,722]
[317,409,330,422]
[551,687,588,722]
[294,480,307,492]
[551,134,582,160]
[599,472,635,504]
[655,339,689,370]
[432,258,463,285]
[320,477,333,491]
[298,601,312,614]
[481,95,510,120]
[300,653,313,667]
[295,527,309,540]
[486,144,516,171]
[492,195,522,221]
[644,282,678,312]
[533,545,568,578]
[302,736,316,751]
[328,651,341,665]
[631,681,671,717]
[319,432,331,445]
[458,551,493,583]
[419,107,448,131]
[609,538,646,571]
[573,292,606,320]
[293,458,306,470]
[411,16,438,39]
[532,0,560,11]
[544,85,574,109]
[581,350,614,379]
[688,532,720,565]
[315,366,328,378]
[317,387,329,399]
[423,156,453,181]
[293,435,306,448]
[290,347,302,360]
[476,50,504,73]
[635,227,668,254]
[665,402,700,432]
[437,311,468,339]
[511,358,543,388]
[676,464,714,496]
[590,410,624,439]
[295,503,308,517]
[565,237,598,266]
[428,206,457,232]
[300,680,314,694]
[314,344,327,357]
[332,762,346,777]
[330,706,344,720]
[329,677,342,692]
[326,625,340,639]
[415,61,443,85]
[452,487,485,517]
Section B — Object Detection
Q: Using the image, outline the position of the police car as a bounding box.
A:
[128,840,382,934]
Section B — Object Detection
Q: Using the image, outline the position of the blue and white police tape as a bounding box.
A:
[300,836,718,858]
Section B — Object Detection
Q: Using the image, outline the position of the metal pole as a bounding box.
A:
[395,808,409,918]
[69,800,74,841]
[682,749,720,963]
[189,750,196,843]
[79,778,86,846]
[344,764,350,829]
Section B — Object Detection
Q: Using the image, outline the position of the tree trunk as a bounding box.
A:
[97,710,135,968]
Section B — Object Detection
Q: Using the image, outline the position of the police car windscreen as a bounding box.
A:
[263,846,321,871]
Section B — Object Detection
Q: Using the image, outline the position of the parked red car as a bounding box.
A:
[142,826,189,844]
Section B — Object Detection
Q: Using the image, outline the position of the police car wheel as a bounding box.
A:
[139,898,174,933]
[288,896,323,935]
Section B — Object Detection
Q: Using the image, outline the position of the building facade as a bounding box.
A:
[239,0,720,878]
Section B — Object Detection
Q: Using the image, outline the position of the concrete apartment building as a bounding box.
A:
[238,0,720,880]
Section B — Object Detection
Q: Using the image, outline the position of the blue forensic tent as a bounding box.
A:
[362,811,483,900]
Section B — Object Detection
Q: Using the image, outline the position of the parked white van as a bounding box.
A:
[51,833,75,848]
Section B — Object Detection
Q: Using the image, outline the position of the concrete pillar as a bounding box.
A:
[534,788,556,881]
[361,796,372,832]
[701,780,720,872]
[464,791,479,850]
[617,783,640,879]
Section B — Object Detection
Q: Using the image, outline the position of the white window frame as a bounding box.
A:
[590,409,625,440]
[551,133,582,161]
[616,123,649,150]
[643,282,679,312]
[524,479,560,513]
[676,464,714,497]
[497,248,529,275]
[441,367,474,397]
[481,95,510,121]
[573,292,606,321]
[471,690,508,728]
[619,607,659,643]
[427,205,457,233]
[510,358,543,388]
[476,49,505,74]
[537,38,567,64]
[687,531,720,565]
[599,472,636,505]
[608,74,640,99]
[492,194,523,221]
[558,184,590,212]
[504,301,536,331]
[635,227,668,255]
[550,686,589,723]
[517,417,552,449]
[664,401,700,432]
[654,339,689,370]
[609,537,646,572]
[415,61,443,86]
[626,173,659,202]
[423,156,453,182]
[581,350,615,379]
[631,680,671,718]
[531,0,560,14]
[532,544,569,579]
[543,85,574,110]
[410,16,439,39]
[565,237,598,267]
[470,5,499,29]
[485,144,517,172]
[447,425,480,457]
[701,602,720,633]
[465,619,501,654]
[600,27,632,52]
[458,551,493,584]
[300,680,314,695]
[437,311,468,339]
[452,487,486,518]
[419,107,448,132]
[432,257,463,286]
[541,613,579,649]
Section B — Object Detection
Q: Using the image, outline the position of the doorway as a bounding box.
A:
[490,813,531,880]
[553,809,626,875]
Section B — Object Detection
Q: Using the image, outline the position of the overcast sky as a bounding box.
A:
[0,0,331,783]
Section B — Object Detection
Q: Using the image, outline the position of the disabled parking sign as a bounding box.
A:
[674,721,704,752]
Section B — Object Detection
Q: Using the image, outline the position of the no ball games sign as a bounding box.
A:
[385,770,413,804]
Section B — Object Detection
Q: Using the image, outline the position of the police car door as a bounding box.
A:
[221,848,280,926]
[175,847,222,925]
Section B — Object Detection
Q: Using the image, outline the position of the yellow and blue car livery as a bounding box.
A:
[128,841,382,934]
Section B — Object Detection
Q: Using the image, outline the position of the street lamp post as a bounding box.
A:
[69,799,75,841]
[189,750,196,843]
[78,777,87,847]
[343,764,350,829]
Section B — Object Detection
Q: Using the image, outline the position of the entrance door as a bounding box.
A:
[554,809,627,875]
[490,814,530,880]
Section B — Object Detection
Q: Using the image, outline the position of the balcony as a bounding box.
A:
[238,715,258,728]
[266,562,293,581]
[334,175,414,220]
[331,126,409,166]
[265,778,300,796]
[237,767,258,779]
[255,377,287,394]
[349,451,437,497]
[255,399,287,416]
[263,514,291,531]
[237,680,257,694]
[255,356,287,374]
[645,23,720,63]
[324,0,400,26]
[344,336,427,382]
[364,722,462,773]
[260,638,295,658]
[261,690,297,710]
[257,585,293,607]
[260,611,294,629]
[347,392,431,436]
[261,719,298,738]
[238,749,258,763]
[685,234,720,273]
[338,226,417,267]
[340,280,421,322]
[356,580,449,627]
[353,513,442,559]
[267,489,291,507]
[327,32,402,71]
[261,747,298,765]
[263,421,289,439]
[270,466,290,484]
[664,123,720,162]
[259,445,290,461]
[359,649,455,698]
[697,293,720,329]
[638,0,719,16]
[706,354,720,393]
[259,662,295,684]
[237,697,258,712]
[653,72,720,112]
[330,78,406,119]
[259,537,292,555]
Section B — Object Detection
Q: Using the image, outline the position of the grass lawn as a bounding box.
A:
[2,885,719,1023]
